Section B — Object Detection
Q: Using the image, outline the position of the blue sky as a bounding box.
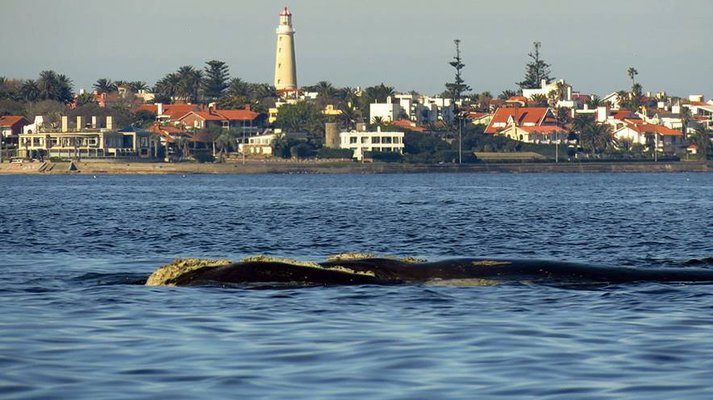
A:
[2,0,712,97]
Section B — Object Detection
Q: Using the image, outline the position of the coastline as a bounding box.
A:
[1,159,711,175]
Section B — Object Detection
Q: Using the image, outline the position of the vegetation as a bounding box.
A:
[273,101,325,135]
[517,42,553,89]
[444,39,471,103]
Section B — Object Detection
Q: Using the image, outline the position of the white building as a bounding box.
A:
[238,133,276,157]
[339,127,404,161]
[369,97,402,123]
[522,79,575,108]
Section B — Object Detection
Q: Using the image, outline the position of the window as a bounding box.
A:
[361,137,368,144]
[382,137,392,144]
[372,137,381,144]
[349,137,357,144]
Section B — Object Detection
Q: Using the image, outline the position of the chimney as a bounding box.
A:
[386,96,392,104]
[356,122,366,132]
[76,116,85,131]
[61,116,69,132]
[155,103,164,115]
[106,116,114,130]
[566,86,572,101]
[541,79,547,89]
[91,116,98,129]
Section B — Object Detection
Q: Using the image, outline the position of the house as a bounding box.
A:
[17,115,159,159]
[468,112,492,126]
[613,121,683,154]
[136,103,201,124]
[339,127,404,161]
[500,125,567,144]
[0,115,31,149]
[238,133,277,157]
[389,119,425,132]
[522,79,574,108]
[369,97,403,123]
[484,107,559,135]
[177,107,266,136]
[0,115,30,138]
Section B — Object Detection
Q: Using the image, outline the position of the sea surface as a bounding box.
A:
[1,172,713,399]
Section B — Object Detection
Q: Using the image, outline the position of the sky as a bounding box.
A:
[2,0,712,97]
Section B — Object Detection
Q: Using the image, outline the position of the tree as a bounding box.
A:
[274,101,325,135]
[587,95,603,108]
[688,126,712,159]
[202,60,230,101]
[74,92,95,107]
[498,90,518,100]
[153,72,180,103]
[445,39,471,103]
[128,81,149,92]
[627,67,638,87]
[37,70,74,103]
[94,78,117,94]
[175,66,203,103]
[20,80,40,102]
[530,94,548,107]
[579,121,614,155]
[517,41,553,89]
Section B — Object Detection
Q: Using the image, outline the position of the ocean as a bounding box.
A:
[2,172,713,399]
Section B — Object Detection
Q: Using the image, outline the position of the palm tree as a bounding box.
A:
[587,95,603,108]
[94,78,117,94]
[20,80,40,102]
[213,130,238,161]
[175,66,203,103]
[314,81,336,99]
[580,123,614,155]
[530,94,548,107]
[688,126,711,159]
[498,89,518,100]
[129,81,149,92]
[37,70,74,103]
[627,67,638,87]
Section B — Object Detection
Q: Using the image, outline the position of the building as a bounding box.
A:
[500,125,567,144]
[522,79,574,108]
[136,103,201,124]
[274,7,297,92]
[369,97,402,123]
[484,107,559,135]
[238,133,277,157]
[339,127,404,161]
[17,115,158,159]
[0,115,30,138]
[613,122,683,154]
[177,107,266,136]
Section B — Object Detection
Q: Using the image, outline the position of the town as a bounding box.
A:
[1,6,711,170]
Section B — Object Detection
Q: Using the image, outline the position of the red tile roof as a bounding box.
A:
[178,108,260,122]
[389,119,425,132]
[0,115,29,127]
[485,107,553,134]
[139,104,202,120]
[624,122,682,136]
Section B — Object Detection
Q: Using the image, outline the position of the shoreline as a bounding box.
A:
[0,159,711,175]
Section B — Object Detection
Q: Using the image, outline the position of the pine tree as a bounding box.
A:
[202,60,230,101]
[517,42,553,89]
[445,39,471,102]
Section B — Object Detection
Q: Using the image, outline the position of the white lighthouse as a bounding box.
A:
[274,6,297,92]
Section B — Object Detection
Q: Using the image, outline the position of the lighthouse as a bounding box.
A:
[274,6,297,92]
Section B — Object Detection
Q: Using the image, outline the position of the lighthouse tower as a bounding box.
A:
[274,6,297,92]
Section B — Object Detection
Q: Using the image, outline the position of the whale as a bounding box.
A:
[145,254,713,287]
